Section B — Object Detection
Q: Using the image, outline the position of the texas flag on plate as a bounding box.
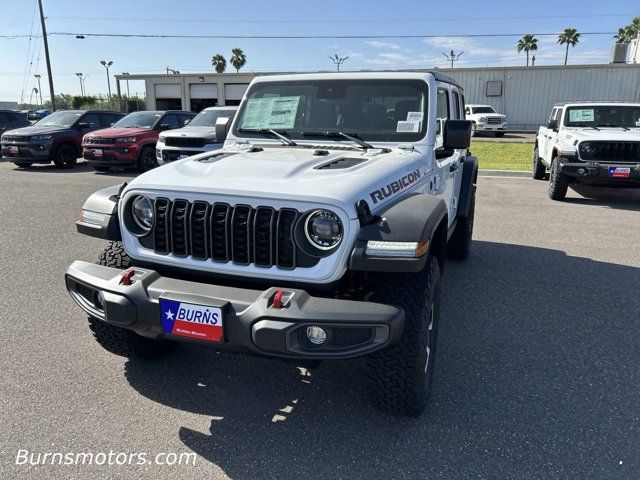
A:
[608,166,631,178]
[160,298,223,343]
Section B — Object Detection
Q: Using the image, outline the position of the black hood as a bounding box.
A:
[5,125,73,136]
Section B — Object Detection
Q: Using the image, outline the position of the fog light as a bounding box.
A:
[306,326,327,345]
[93,290,105,310]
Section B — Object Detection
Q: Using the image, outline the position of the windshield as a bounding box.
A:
[234,79,429,143]
[565,106,640,128]
[472,106,496,114]
[190,109,235,127]
[114,112,162,129]
[35,111,82,127]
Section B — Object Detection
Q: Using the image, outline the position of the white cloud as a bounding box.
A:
[365,40,403,50]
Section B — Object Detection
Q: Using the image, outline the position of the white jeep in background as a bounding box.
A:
[533,102,640,200]
[464,104,507,137]
[65,72,478,417]
[156,106,238,163]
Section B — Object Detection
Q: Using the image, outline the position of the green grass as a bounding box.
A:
[470,141,533,171]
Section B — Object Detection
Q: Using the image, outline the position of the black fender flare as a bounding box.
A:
[457,155,478,219]
[75,183,126,241]
[349,193,448,273]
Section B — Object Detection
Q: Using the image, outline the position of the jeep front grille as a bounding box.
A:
[152,199,319,269]
[85,137,116,145]
[579,141,640,162]
[165,137,207,148]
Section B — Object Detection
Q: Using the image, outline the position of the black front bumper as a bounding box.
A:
[65,261,404,360]
[1,143,52,163]
[561,161,640,187]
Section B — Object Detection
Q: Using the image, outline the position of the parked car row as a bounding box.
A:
[0,106,238,172]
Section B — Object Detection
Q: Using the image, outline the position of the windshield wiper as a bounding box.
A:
[301,131,374,150]
[237,128,297,146]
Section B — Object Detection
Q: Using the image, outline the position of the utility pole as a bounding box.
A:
[37,0,55,110]
[442,50,464,69]
[329,54,349,72]
[531,55,536,67]
[75,73,85,95]
[34,74,43,106]
[100,60,113,97]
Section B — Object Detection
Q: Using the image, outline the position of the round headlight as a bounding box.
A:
[304,209,343,251]
[580,142,595,155]
[131,195,154,230]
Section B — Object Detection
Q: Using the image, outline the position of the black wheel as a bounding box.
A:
[548,156,569,201]
[532,146,546,180]
[89,242,175,358]
[93,166,111,173]
[448,186,475,260]
[494,132,505,138]
[137,146,158,172]
[53,144,77,168]
[366,255,441,417]
[13,162,33,168]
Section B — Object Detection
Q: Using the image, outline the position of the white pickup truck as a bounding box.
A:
[464,104,507,137]
[533,102,640,200]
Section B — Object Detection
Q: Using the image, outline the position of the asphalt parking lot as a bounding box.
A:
[1,160,639,479]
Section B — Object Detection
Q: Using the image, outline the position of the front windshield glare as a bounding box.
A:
[36,112,82,127]
[234,80,428,142]
[565,106,640,128]
[473,106,496,114]
[189,110,231,127]
[114,112,161,129]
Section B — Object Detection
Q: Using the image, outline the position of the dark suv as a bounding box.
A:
[1,110,124,168]
[0,110,30,139]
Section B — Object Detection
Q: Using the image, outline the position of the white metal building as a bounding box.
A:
[116,63,640,130]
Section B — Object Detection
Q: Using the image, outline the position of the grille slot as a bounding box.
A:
[330,327,375,348]
[151,200,319,269]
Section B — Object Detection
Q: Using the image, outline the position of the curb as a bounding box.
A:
[479,169,531,177]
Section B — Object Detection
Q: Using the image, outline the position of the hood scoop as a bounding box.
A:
[315,157,367,170]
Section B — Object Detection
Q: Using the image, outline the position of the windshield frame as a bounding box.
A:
[113,111,163,130]
[564,105,640,128]
[34,111,83,128]
[232,79,430,144]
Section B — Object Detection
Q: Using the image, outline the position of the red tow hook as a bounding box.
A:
[272,289,285,309]
[120,268,136,286]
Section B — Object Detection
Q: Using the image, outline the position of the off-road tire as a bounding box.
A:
[366,255,441,417]
[137,145,158,172]
[53,144,78,168]
[447,187,475,260]
[548,156,569,201]
[93,166,111,173]
[532,147,546,180]
[89,242,174,358]
[13,162,33,168]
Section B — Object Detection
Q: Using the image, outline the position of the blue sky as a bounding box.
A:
[0,0,637,103]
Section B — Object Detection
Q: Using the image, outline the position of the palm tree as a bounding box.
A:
[557,28,581,65]
[614,27,631,43]
[517,34,538,66]
[211,54,227,74]
[230,48,247,73]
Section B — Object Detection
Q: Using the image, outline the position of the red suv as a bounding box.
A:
[82,110,195,172]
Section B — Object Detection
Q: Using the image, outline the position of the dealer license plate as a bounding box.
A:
[608,167,631,178]
[91,149,103,158]
[8,146,19,155]
[177,154,189,160]
[160,298,223,342]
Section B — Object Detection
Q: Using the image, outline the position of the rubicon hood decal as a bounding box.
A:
[369,169,422,204]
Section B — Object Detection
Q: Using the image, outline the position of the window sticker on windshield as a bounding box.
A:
[242,96,300,129]
[397,121,420,133]
[569,109,594,122]
[406,112,424,122]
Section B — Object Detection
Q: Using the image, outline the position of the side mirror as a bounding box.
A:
[443,119,472,150]
[158,123,172,131]
[215,117,231,143]
[77,122,90,130]
[547,119,558,131]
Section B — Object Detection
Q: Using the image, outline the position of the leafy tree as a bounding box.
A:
[557,28,580,65]
[516,34,538,66]
[211,54,227,74]
[230,48,247,73]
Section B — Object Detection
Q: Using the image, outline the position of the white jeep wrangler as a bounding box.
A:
[533,102,640,200]
[464,104,507,137]
[65,72,478,416]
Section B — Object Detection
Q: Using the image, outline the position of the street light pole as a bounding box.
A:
[34,74,43,106]
[100,60,113,97]
[75,73,84,95]
[37,0,55,110]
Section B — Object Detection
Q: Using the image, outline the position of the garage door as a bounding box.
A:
[224,84,249,101]
[155,84,181,98]
[190,83,218,99]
